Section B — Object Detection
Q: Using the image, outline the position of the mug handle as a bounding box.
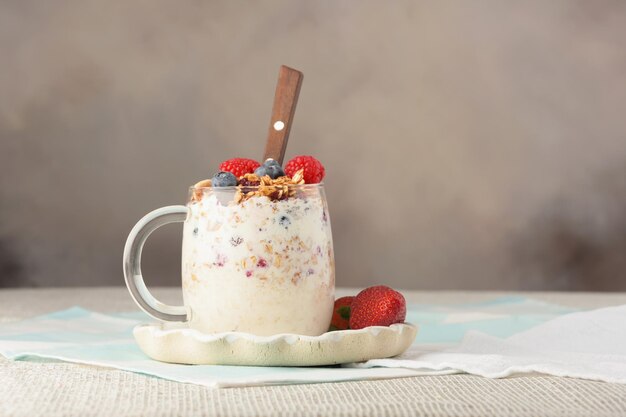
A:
[123,205,188,322]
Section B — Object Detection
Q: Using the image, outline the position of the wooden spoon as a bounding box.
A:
[262,65,304,165]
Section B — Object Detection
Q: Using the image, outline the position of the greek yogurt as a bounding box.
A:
[182,187,335,336]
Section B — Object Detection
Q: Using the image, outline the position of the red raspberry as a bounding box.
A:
[329,296,354,331]
[284,155,325,184]
[219,158,260,178]
[349,286,406,329]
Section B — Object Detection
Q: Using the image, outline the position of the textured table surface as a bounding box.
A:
[2,287,626,417]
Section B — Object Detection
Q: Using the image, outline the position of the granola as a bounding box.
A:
[192,179,212,202]
[192,169,306,204]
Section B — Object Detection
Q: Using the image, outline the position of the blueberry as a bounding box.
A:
[264,159,281,168]
[254,159,285,179]
[211,171,237,187]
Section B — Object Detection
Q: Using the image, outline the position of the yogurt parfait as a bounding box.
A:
[182,156,335,336]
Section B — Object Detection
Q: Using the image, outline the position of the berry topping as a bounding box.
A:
[237,177,261,187]
[211,171,237,187]
[219,158,261,178]
[349,285,406,329]
[254,158,285,179]
[237,175,261,194]
[329,296,354,331]
[284,155,325,184]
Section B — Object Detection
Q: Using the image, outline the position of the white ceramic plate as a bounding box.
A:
[134,322,417,366]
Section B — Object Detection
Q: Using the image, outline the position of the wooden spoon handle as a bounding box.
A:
[263,65,303,165]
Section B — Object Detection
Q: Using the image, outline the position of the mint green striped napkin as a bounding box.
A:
[0,297,574,388]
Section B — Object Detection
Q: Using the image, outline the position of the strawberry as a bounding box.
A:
[219,158,261,178]
[349,286,406,329]
[284,155,325,184]
[329,296,354,331]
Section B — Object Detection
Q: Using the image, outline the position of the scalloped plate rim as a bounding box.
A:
[134,322,417,343]
[134,322,418,366]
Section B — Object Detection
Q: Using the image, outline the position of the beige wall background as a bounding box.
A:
[1,1,625,290]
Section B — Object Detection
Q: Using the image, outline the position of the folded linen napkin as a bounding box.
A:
[351,304,626,384]
[0,298,578,388]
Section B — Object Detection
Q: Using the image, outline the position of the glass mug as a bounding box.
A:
[123,184,335,336]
